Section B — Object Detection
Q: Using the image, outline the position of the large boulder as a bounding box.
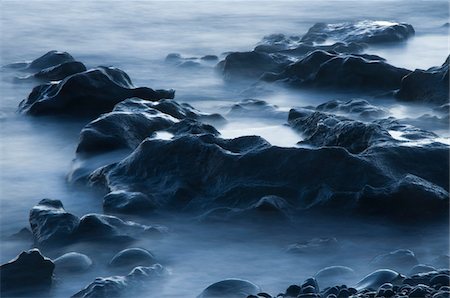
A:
[29,198,80,247]
[267,50,411,92]
[396,56,449,105]
[301,21,415,44]
[288,109,393,153]
[29,199,166,247]
[18,66,175,116]
[109,248,157,271]
[216,51,290,81]
[355,269,404,290]
[72,264,167,298]
[32,61,87,82]
[0,249,54,296]
[76,98,223,155]
[370,249,419,272]
[27,50,76,71]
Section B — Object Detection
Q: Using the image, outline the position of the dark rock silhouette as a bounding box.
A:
[72,264,167,298]
[301,21,415,44]
[396,56,449,105]
[18,66,175,116]
[197,278,261,298]
[0,249,54,296]
[33,61,87,81]
[27,50,76,71]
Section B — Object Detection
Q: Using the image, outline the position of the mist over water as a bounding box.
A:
[1,1,449,297]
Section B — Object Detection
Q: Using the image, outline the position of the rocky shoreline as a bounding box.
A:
[1,18,449,297]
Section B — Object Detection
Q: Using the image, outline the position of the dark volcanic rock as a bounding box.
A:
[0,249,54,296]
[29,198,80,247]
[198,278,261,298]
[370,249,419,272]
[288,109,393,153]
[72,264,166,298]
[33,61,87,81]
[217,51,291,81]
[27,50,76,71]
[103,191,158,214]
[54,252,93,273]
[18,66,175,116]
[226,98,285,119]
[315,99,388,119]
[301,21,415,44]
[29,199,166,247]
[109,248,157,270]
[396,56,449,105]
[269,50,411,92]
[76,98,224,155]
[86,128,449,220]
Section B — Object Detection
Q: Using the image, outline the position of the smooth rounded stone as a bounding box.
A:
[33,61,87,81]
[27,50,76,71]
[72,264,166,298]
[370,249,419,272]
[396,56,449,105]
[408,285,431,298]
[217,51,290,81]
[198,279,261,298]
[18,66,175,116]
[103,191,158,214]
[315,99,388,120]
[288,109,393,154]
[355,269,404,290]
[377,282,394,297]
[301,21,415,44]
[433,290,450,298]
[0,249,54,296]
[301,278,319,293]
[285,284,301,297]
[430,275,450,287]
[409,265,437,275]
[54,252,93,273]
[109,248,157,270]
[268,50,411,92]
[315,266,355,289]
[287,238,339,255]
[29,198,80,247]
[75,213,163,243]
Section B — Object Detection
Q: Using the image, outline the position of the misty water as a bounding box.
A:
[0,1,449,297]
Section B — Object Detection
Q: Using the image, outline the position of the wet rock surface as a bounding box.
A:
[109,248,157,270]
[29,199,166,247]
[396,56,449,105]
[198,279,262,298]
[0,249,55,296]
[17,53,175,117]
[54,252,93,273]
[72,264,167,298]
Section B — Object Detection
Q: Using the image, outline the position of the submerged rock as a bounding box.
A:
[370,249,419,272]
[29,198,80,247]
[72,264,167,298]
[301,21,415,44]
[18,66,175,116]
[198,278,261,298]
[409,264,437,275]
[29,199,166,247]
[396,56,449,105]
[0,249,54,296]
[109,248,157,270]
[54,252,93,273]
[287,237,339,254]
